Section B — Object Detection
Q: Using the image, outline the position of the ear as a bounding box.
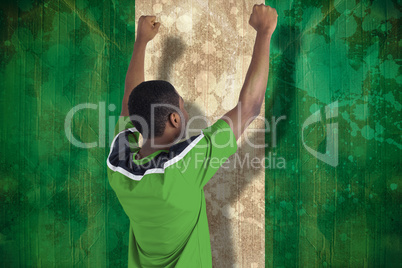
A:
[168,112,181,128]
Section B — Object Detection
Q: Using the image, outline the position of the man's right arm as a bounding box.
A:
[221,4,278,141]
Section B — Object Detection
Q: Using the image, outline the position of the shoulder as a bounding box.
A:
[169,133,206,156]
[170,118,237,158]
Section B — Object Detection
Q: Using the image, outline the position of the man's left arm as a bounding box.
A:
[120,15,161,116]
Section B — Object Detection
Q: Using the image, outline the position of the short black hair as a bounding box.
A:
[128,80,181,139]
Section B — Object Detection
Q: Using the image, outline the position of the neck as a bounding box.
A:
[137,137,172,159]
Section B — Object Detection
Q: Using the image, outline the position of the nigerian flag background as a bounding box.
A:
[0,0,401,267]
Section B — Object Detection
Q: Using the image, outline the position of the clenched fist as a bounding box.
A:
[249,4,278,36]
[136,15,161,43]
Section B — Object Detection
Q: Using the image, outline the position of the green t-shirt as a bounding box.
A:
[106,116,237,267]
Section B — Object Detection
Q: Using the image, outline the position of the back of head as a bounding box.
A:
[128,80,180,139]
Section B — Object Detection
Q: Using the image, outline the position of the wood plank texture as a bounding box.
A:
[0,0,400,267]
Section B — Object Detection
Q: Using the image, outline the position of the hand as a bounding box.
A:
[136,15,161,43]
[249,4,278,36]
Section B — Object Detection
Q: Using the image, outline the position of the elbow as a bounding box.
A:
[238,97,263,117]
[250,102,262,117]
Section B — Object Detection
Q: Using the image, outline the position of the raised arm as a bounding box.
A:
[120,15,161,116]
[221,4,278,140]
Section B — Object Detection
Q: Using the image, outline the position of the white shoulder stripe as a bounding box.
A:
[107,128,205,181]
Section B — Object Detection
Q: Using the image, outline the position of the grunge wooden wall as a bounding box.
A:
[0,0,400,267]
[265,0,401,267]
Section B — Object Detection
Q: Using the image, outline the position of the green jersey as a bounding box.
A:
[106,116,237,267]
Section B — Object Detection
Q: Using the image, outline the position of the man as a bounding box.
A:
[106,4,277,267]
